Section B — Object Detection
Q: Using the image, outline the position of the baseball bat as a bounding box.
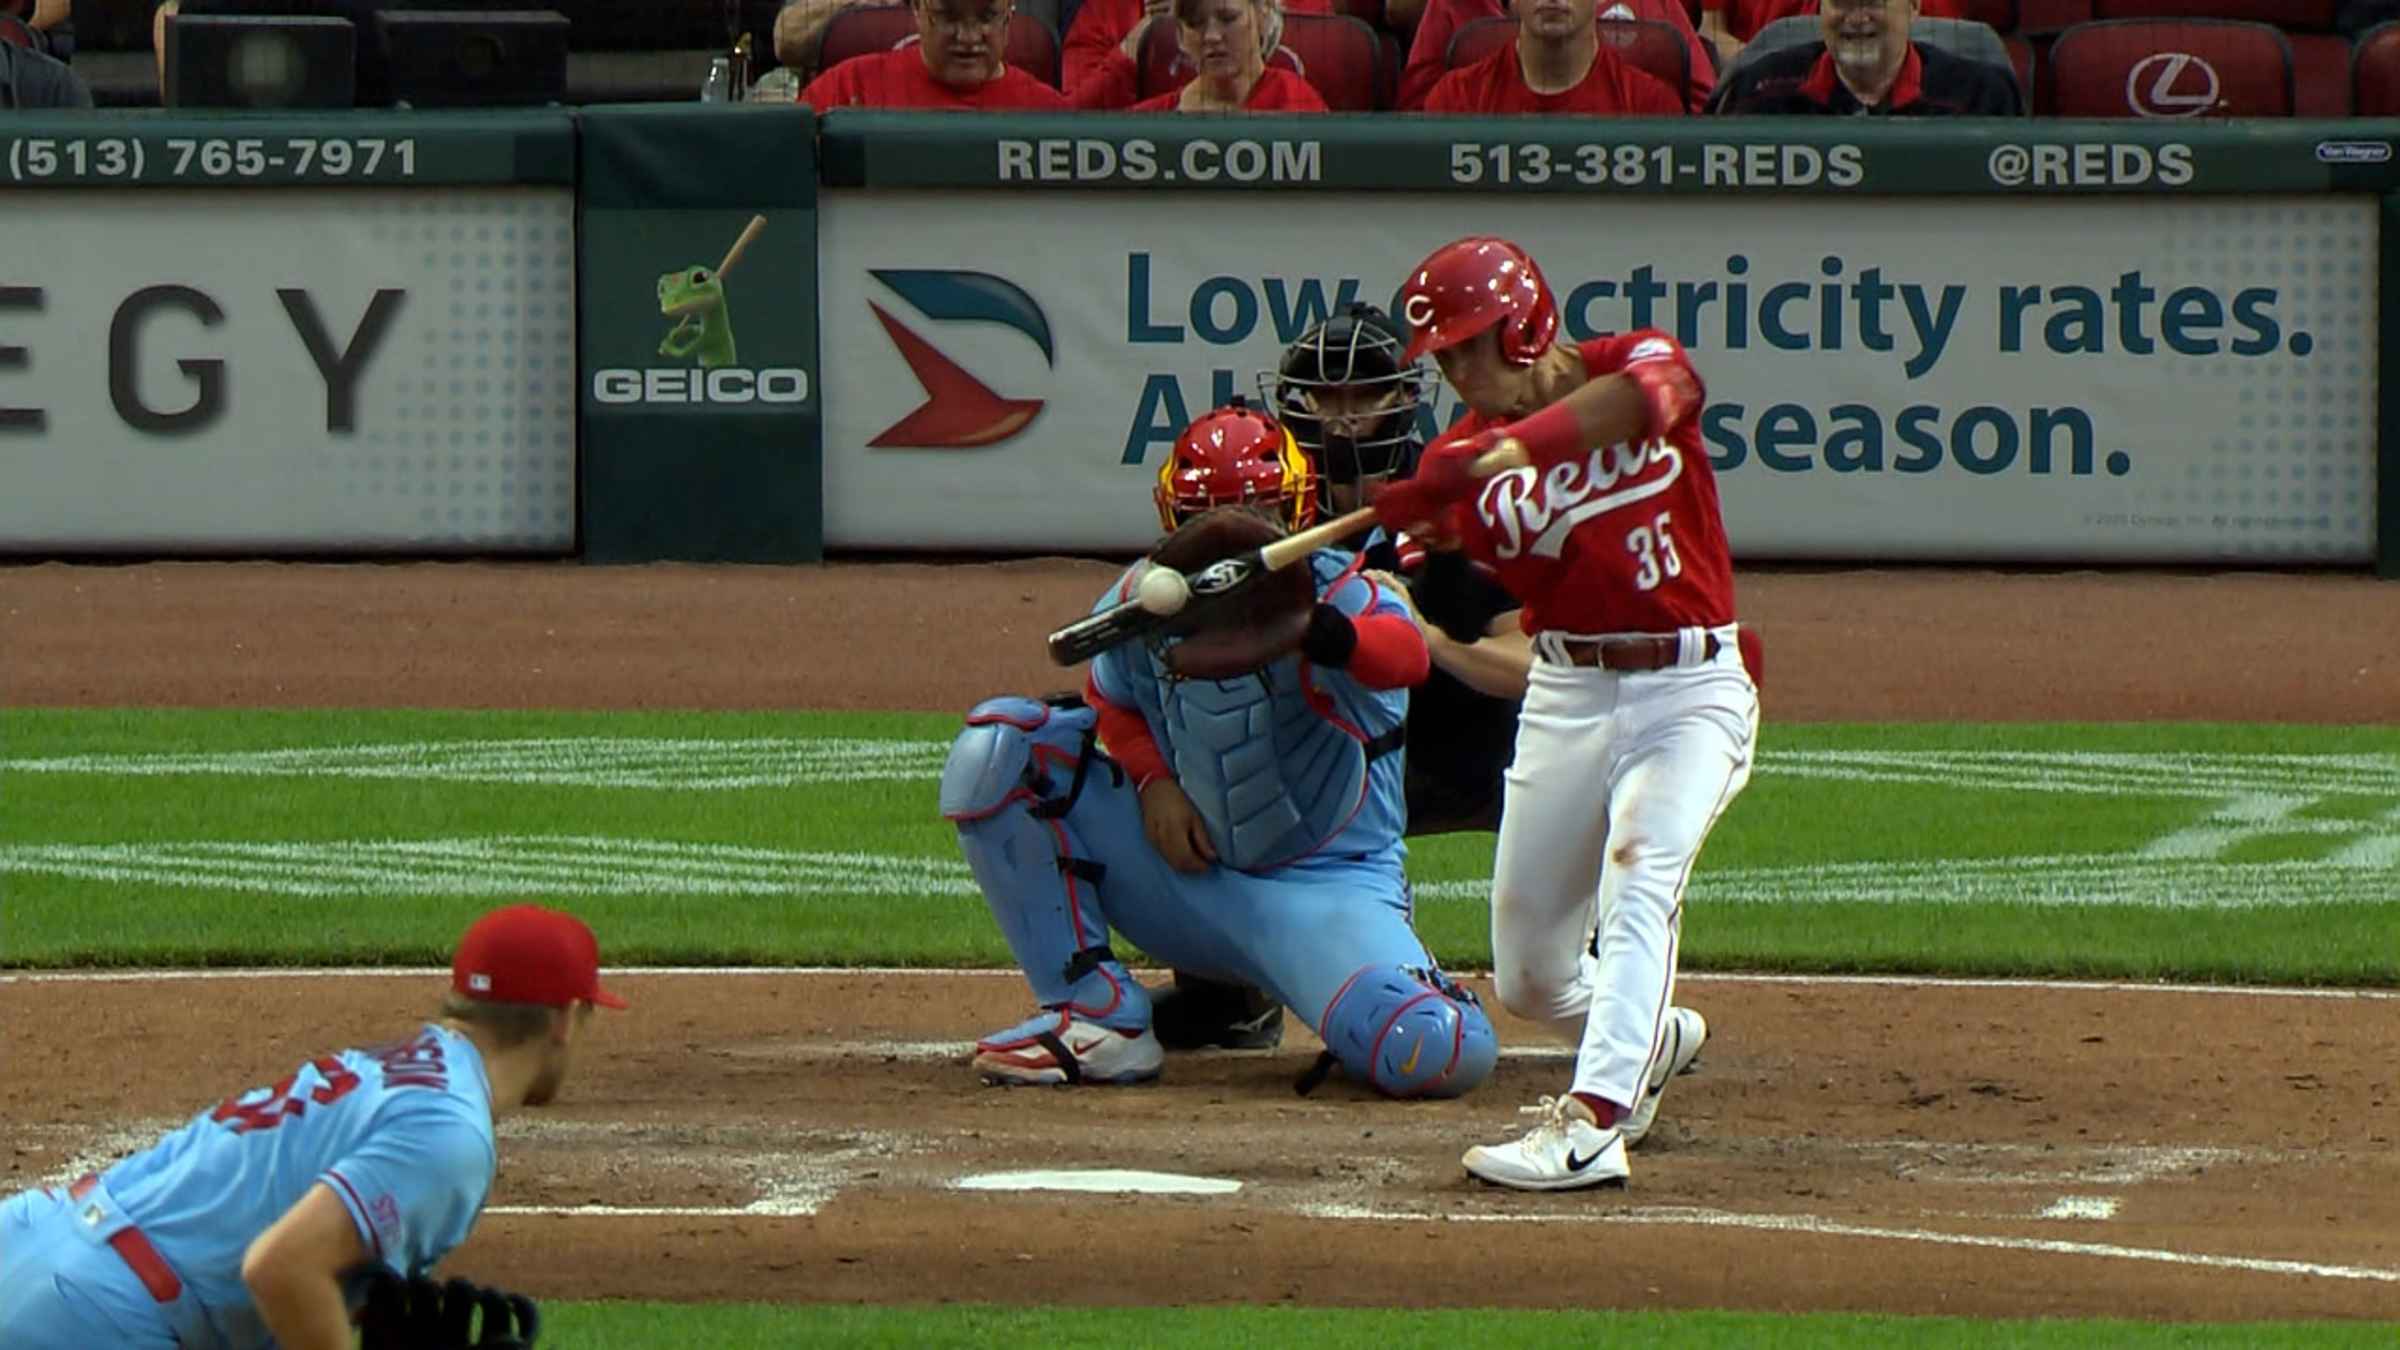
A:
[714,215,768,278]
[1045,441,1524,667]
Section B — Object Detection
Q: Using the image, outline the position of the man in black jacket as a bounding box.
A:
[0,30,93,108]
[1706,0,2020,116]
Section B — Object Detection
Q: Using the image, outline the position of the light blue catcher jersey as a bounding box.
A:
[95,1023,496,1349]
[1092,549,1412,868]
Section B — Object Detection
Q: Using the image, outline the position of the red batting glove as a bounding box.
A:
[1369,429,1502,533]
[1391,531,1428,572]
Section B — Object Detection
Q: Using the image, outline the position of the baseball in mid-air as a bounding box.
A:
[1135,565,1191,616]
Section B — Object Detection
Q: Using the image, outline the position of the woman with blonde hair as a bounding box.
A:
[1129,0,1325,110]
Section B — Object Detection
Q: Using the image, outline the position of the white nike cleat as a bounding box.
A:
[973,1011,1164,1086]
[1621,1006,1708,1148]
[1462,1095,1630,1191]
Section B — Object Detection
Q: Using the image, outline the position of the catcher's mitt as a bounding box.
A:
[359,1271,542,1350]
[1149,506,1315,680]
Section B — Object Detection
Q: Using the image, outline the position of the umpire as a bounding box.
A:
[1150,303,1533,1051]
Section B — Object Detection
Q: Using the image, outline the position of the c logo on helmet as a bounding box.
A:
[1402,292,1435,329]
[2125,52,2219,118]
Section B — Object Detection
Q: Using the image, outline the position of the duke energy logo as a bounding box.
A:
[866,270,1052,448]
[590,214,811,407]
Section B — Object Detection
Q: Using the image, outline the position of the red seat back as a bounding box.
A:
[1444,13,1514,68]
[2041,18,2294,117]
[2090,0,2336,29]
[2003,33,2036,97]
[819,4,1063,87]
[2018,0,2091,34]
[1442,15,1691,105]
[0,14,36,48]
[1963,0,2017,28]
[2290,32,2349,116]
[2354,20,2400,116]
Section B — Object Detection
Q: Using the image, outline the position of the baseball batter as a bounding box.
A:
[941,401,1497,1100]
[0,905,622,1349]
[1373,235,1758,1190]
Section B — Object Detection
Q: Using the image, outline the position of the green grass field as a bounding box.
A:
[4,709,2395,982]
[6,707,2396,1345]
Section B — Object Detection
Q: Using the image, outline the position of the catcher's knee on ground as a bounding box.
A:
[1308,963,1496,1099]
[941,694,1146,1028]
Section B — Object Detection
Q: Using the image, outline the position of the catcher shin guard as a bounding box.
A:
[941,695,1148,1031]
[1306,963,1496,1099]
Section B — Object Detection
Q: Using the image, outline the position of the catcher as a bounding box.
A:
[940,400,1497,1098]
[0,906,609,1350]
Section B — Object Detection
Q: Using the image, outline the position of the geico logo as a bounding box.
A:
[590,368,812,404]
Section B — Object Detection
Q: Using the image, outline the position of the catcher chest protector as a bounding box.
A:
[1313,962,1496,1099]
[940,695,1149,1030]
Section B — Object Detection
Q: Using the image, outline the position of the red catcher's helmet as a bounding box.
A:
[1153,400,1318,534]
[1397,235,1559,369]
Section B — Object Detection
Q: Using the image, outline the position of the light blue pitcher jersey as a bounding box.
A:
[95,1022,496,1346]
[1092,549,1412,867]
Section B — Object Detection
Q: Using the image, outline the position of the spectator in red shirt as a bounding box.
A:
[1064,0,1330,103]
[1422,0,1683,115]
[1401,0,1708,111]
[800,0,1068,108]
[1128,0,1327,110]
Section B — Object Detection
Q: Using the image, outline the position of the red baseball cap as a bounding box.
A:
[451,906,629,1010]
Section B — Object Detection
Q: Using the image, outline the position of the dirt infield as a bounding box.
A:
[4,560,2398,1321]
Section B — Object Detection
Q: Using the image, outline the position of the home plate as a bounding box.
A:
[954,1169,1242,1196]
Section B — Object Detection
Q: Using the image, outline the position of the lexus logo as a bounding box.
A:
[2125,52,2220,118]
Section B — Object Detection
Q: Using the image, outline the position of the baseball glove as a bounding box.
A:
[358,1271,541,1350]
[1149,506,1315,680]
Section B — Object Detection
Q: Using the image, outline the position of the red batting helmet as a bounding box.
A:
[1397,236,1559,368]
[1153,399,1318,534]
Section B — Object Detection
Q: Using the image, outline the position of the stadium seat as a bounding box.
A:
[2291,33,2350,116]
[2354,19,2400,115]
[1327,0,1385,30]
[1136,12,1385,108]
[2089,0,2336,29]
[1441,15,1692,107]
[2017,0,2091,34]
[0,14,34,48]
[818,3,1062,86]
[2003,33,2035,96]
[2041,18,2293,116]
[1963,0,2018,29]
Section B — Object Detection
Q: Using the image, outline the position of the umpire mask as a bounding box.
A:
[1261,303,1430,516]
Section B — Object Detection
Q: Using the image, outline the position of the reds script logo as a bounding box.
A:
[2125,53,2220,119]
[1480,439,1683,561]
[865,270,1052,449]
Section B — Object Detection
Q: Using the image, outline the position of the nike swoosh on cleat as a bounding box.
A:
[1565,1144,1608,1172]
[1399,1037,1424,1075]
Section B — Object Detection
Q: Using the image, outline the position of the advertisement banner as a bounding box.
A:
[819,191,2378,563]
[820,111,2400,197]
[577,105,822,565]
[0,187,577,553]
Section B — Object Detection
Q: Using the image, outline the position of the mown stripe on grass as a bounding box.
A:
[1,837,2391,908]
[11,742,2399,800]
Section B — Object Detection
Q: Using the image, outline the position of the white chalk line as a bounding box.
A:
[5,967,2396,1000]
[1292,1202,2400,1284]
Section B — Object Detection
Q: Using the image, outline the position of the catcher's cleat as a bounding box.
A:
[1621,1006,1708,1148]
[1462,1095,1630,1192]
[1149,971,1286,1051]
[974,1009,1164,1086]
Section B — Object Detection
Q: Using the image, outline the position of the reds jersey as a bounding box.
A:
[800,48,1068,110]
[88,1024,496,1348]
[1131,67,1327,111]
[1422,41,1682,115]
[1448,331,1736,636]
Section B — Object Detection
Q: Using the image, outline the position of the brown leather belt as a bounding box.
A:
[1555,632,1722,671]
[67,1173,184,1303]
